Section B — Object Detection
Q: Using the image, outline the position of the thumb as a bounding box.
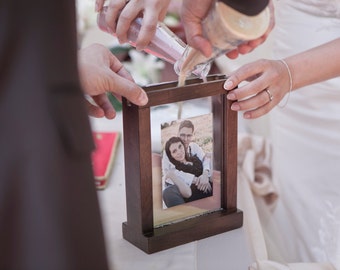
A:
[106,68,149,106]
[107,53,149,106]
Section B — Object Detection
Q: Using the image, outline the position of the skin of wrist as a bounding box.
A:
[282,58,294,91]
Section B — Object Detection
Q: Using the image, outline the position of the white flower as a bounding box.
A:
[123,50,165,86]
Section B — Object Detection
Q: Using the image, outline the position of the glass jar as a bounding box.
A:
[97,1,270,83]
[97,7,211,79]
[175,1,271,82]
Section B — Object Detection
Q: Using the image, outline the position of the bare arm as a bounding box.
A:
[286,38,340,90]
[224,38,340,119]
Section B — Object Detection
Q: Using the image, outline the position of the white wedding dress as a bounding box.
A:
[266,0,340,268]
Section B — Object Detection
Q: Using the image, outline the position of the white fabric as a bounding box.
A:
[268,0,340,267]
[249,260,336,270]
[237,133,336,270]
[217,0,340,268]
[237,133,274,262]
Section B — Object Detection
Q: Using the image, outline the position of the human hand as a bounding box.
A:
[78,44,148,119]
[196,171,212,193]
[166,0,182,15]
[223,59,292,119]
[95,0,171,51]
[181,0,275,59]
[181,0,215,57]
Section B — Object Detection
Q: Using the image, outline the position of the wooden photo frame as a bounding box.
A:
[122,75,243,254]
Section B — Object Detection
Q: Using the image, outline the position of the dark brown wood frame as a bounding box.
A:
[122,75,243,254]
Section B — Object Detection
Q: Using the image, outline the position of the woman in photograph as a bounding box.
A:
[162,136,213,208]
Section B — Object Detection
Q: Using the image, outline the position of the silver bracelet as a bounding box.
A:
[278,59,293,108]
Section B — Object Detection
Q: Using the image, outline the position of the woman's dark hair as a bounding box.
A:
[165,136,203,177]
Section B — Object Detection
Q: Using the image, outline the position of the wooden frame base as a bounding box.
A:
[123,209,243,254]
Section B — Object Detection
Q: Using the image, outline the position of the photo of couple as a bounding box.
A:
[161,115,214,209]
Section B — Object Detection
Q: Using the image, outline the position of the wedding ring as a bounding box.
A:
[265,89,273,102]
